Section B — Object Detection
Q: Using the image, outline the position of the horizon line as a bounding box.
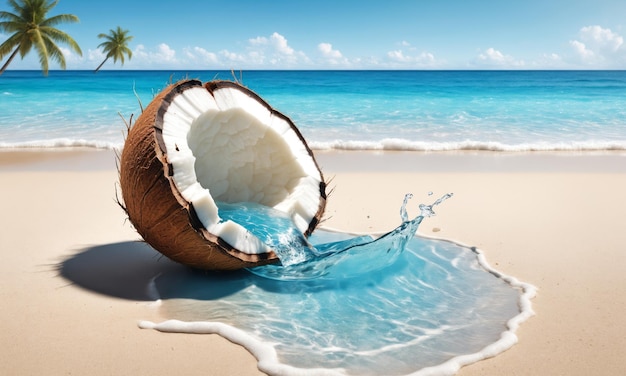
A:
[4,68,626,72]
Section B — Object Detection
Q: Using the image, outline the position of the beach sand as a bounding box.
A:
[1,149,625,375]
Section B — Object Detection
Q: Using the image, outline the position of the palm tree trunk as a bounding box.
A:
[94,57,109,73]
[0,47,21,76]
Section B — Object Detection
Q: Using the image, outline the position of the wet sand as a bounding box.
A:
[1,149,625,375]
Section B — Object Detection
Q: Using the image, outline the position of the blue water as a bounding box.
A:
[217,194,440,277]
[217,201,318,267]
[149,229,523,376]
[140,194,534,376]
[2,70,626,151]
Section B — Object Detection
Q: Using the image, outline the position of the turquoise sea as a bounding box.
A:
[1,70,626,151]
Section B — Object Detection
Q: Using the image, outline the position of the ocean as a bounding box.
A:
[1,70,626,151]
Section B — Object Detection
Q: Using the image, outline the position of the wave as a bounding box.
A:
[309,138,626,152]
[2,137,626,153]
[0,138,123,151]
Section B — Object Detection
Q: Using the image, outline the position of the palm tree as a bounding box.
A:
[94,26,132,72]
[0,0,82,76]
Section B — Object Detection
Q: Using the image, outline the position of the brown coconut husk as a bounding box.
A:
[119,79,326,270]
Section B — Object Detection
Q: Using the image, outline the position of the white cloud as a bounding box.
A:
[87,48,105,62]
[485,48,504,61]
[473,47,524,68]
[579,25,623,52]
[183,46,219,66]
[245,32,308,67]
[386,49,436,67]
[179,46,245,68]
[249,32,294,56]
[248,36,266,46]
[387,50,407,62]
[318,43,342,59]
[220,49,246,63]
[125,43,178,68]
[569,40,595,61]
[156,43,176,62]
[317,42,351,66]
[569,25,625,66]
[131,32,310,69]
[270,32,295,56]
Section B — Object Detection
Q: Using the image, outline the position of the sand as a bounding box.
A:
[1,149,625,375]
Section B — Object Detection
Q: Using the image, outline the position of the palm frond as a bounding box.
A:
[40,26,82,55]
[41,0,60,15]
[0,10,22,23]
[95,26,133,69]
[18,32,32,58]
[6,0,23,14]
[31,29,50,74]
[0,0,82,75]
[0,33,21,59]
[40,13,80,28]
[43,35,65,69]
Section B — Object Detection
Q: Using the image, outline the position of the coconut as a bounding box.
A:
[119,79,326,270]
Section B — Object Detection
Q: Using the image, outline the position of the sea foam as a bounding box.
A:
[0,139,123,151]
[309,139,626,152]
[3,138,626,154]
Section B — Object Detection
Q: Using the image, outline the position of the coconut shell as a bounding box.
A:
[119,79,325,270]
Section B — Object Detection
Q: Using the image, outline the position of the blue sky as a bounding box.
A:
[2,0,626,70]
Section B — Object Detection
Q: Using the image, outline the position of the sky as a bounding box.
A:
[2,0,626,70]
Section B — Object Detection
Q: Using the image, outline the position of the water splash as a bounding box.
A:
[217,201,317,266]
[420,192,454,218]
[226,193,453,281]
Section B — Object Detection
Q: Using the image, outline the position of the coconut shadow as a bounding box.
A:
[58,241,254,301]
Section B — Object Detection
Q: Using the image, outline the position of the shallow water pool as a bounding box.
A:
[143,228,532,376]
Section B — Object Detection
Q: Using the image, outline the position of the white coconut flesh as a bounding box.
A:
[159,85,323,256]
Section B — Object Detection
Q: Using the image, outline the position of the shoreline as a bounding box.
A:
[1,149,625,375]
[2,147,626,172]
